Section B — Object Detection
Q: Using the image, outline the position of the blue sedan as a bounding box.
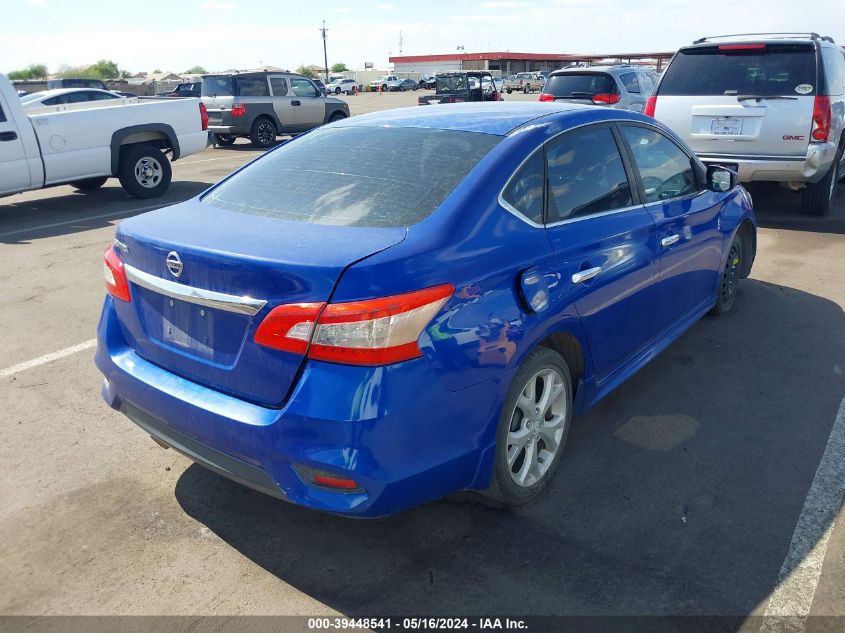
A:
[96,103,756,517]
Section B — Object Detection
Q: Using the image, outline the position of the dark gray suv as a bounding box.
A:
[201,71,350,148]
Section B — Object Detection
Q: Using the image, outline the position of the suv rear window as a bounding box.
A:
[544,73,617,98]
[202,76,234,97]
[659,44,817,96]
[202,127,501,227]
[236,77,270,96]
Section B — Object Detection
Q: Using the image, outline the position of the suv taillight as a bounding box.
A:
[103,246,131,302]
[592,93,621,105]
[199,102,208,131]
[539,93,555,102]
[254,284,454,365]
[811,96,832,142]
[231,103,246,117]
[644,96,657,117]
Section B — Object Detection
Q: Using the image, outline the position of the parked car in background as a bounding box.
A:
[539,65,658,112]
[419,75,437,89]
[165,82,201,98]
[0,74,208,199]
[112,90,138,98]
[20,88,122,109]
[398,79,418,91]
[201,71,349,148]
[504,72,544,94]
[369,75,399,91]
[96,102,755,517]
[46,78,107,90]
[648,32,845,215]
[326,78,360,95]
[418,71,501,104]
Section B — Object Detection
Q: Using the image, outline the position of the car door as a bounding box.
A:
[542,123,662,382]
[289,78,325,131]
[618,123,724,334]
[268,76,295,133]
[619,71,644,111]
[0,99,32,195]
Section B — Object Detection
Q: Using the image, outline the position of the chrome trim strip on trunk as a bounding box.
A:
[124,264,268,316]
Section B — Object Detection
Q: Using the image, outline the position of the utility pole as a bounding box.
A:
[398,30,403,55]
[320,19,329,83]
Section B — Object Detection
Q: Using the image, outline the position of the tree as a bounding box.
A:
[87,59,120,79]
[6,64,48,80]
[330,62,348,73]
[185,65,207,74]
[296,65,316,78]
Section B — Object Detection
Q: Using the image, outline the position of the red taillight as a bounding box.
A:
[254,284,454,366]
[294,464,361,491]
[592,93,621,105]
[539,93,555,102]
[719,43,766,50]
[231,103,246,117]
[313,474,359,490]
[644,95,657,117]
[103,246,130,302]
[811,95,832,142]
[199,102,208,131]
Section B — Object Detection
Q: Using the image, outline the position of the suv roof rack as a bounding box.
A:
[693,33,835,45]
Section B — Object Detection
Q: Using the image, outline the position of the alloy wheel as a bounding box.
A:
[257,122,275,146]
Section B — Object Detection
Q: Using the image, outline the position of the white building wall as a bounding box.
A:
[393,60,463,75]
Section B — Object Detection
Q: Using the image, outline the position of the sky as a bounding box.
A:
[3,0,845,75]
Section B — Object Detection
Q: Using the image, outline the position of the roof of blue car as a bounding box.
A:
[336,102,597,136]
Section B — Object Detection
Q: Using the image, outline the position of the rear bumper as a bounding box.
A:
[698,141,839,184]
[95,298,501,517]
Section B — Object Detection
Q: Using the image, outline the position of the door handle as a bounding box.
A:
[0,131,18,142]
[291,100,301,106]
[661,234,680,247]
[571,266,602,284]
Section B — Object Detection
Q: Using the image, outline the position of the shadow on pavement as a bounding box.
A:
[749,182,845,235]
[176,279,845,620]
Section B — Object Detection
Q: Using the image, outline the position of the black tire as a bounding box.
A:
[382,84,388,92]
[334,87,341,95]
[801,141,843,216]
[710,232,744,316]
[483,347,573,506]
[328,112,347,123]
[213,133,236,146]
[249,117,277,148]
[506,88,512,94]
[72,176,108,192]
[523,85,530,94]
[117,144,172,199]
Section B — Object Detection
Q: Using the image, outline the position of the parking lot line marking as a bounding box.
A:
[0,339,97,379]
[761,394,845,630]
[0,203,167,239]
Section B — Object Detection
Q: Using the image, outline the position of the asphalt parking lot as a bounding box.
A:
[1,90,844,628]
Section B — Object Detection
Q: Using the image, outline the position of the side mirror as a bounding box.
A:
[707,164,737,193]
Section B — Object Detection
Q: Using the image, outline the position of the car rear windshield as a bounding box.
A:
[201,126,501,227]
[544,73,617,98]
[437,75,469,94]
[659,44,817,96]
[202,75,234,97]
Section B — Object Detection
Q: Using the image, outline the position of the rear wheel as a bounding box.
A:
[72,176,108,192]
[523,85,530,94]
[483,347,573,506]
[802,141,843,216]
[213,133,236,146]
[334,87,341,94]
[710,233,743,315]
[117,144,171,199]
[328,112,346,123]
[249,117,276,148]
[506,88,512,94]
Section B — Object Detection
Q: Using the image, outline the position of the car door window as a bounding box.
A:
[67,92,94,103]
[621,126,700,203]
[0,104,5,122]
[237,77,270,96]
[638,72,655,94]
[290,79,319,97]
[546,126,633,222]
[91,91,118,100]
[270,78,289,96]
[620,72,640,93]
[501,150,544,224]
[821,46,845,95]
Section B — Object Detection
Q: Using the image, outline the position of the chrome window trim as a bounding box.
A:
[124,264,268,316]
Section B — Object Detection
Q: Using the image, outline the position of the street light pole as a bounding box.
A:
[320,19,329,83]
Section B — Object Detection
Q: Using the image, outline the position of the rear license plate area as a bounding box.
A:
[711,117,742,136]
[162,299,215,358]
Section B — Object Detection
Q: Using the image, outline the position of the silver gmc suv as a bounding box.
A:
[649,33,845,215]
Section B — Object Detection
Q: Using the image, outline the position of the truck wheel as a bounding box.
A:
[507,88,512,94]
[118,145,171,199]
[328,112,347,123]
[334,87,341,95]
[802,141,843,216]
[213,133,236,146]
[72,177,108,192]
[249,117,277,148]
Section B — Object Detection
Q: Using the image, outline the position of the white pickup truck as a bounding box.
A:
[0,74,209,199]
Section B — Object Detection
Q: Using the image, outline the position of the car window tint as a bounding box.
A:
[270,78,289,96]
[92,91,118,100]
[546,127,632,222]
[290,78,318,97]
[821,46,845,95]
[620,72,640,93]
[202,76,233,97]
[41,96,60,106]
[659,44,816,96]
[202,126,501,228]
[544,73,616,98]
[0,104,5,123]
[621,126,699,203]
[237,77,270,97]
[639,72,655,94]
[501,150,544,224]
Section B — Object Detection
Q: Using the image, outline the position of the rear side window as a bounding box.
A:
[501,151,544,224]
[270,77,289,96]
[546,126,633,222]
[659,44,817,96]
[620,72,641,93]
[544,73,617,98]
[202,126,501,227]
[202,76,234,97]
[236,77,270,97]
[41,95,62,106]
[0,104,5,123]
[820,46,845,95]
[621,126,699,203]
